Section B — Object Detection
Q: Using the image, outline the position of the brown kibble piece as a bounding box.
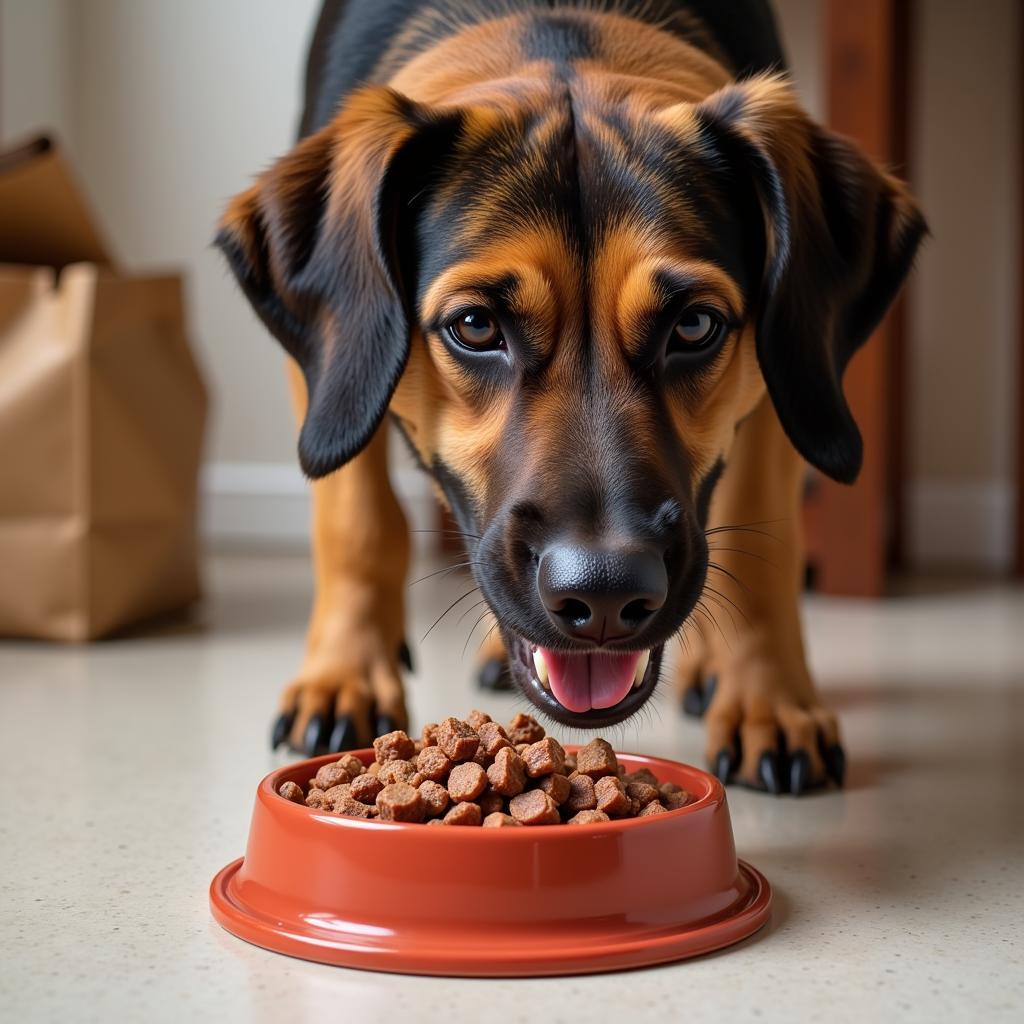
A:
[661,788,691,810]
[323,783,352,808]
[305,788,330,809]
[418,780,450,818]
[443,801,483,826]
[373,730,416,764]
[567,809,610,825]
[576,738,619,780]
[623,767,660,788]
[595,775,631,817]
[509,789,560,825]
[437,717,480,762]
[336,754,365,778]
[366,761,381,777]
[378,760,422,786]
[564,773,597,813]
[537,773,571,805]
[278,781,305,803]
[350,774,384,805]
[507,712,545,745]
[375,782,425,823]
[477,721,511,757]
[465,709,492,730]
[625,781,660,809]
[523,737,566,778]
[447,761,487,802]
[426,817,445,827]
[486,746,527,797]
[472,746,495,769]
[413,739,425,755]
[315,763,351,791]
[563,753,577,774]
[638,801,668,817]
[478,790,505,816]
[416,745,452,783]
[482,812,523,828]
[334,794,373,819]
[421,723,440,747]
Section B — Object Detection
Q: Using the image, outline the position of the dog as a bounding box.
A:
[217,0,925,795]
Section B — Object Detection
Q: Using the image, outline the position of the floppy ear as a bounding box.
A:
[693,75,927,483]
[216,87,463,478]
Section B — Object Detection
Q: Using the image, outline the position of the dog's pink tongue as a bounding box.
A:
[542,649,642,713]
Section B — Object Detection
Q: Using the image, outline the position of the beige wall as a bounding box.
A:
[67,0,320,467]
[1,0,1019,568]
[0,0,72,142]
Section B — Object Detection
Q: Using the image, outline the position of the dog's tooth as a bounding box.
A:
[533,649,550,689]
[633,650,651,688]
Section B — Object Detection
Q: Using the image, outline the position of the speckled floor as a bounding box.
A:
[1,552,1021,1023]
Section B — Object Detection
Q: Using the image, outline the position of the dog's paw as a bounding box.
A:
[702,658,844,796]
[272,642,410,756]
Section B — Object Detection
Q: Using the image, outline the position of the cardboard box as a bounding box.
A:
[0,136,207,640]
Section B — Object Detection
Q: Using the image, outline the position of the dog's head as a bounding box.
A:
[217,63,925,727]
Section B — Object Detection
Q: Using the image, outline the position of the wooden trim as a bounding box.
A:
[810,0,911,596]
[1017,0,1024,577]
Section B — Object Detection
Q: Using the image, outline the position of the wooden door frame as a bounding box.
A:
[1016,1,1024,578]
[803,0,913,596]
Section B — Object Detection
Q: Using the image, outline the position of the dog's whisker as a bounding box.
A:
[701,590,742,637]
[704,521,785,543]
[707,561,753,596]
[694,599,730,651]
[454,597,489,628]
[461,609,493,661]
[477,618,499,650]
[409,528,482,541]
[420,586,481,644]
[706,544,780,569]
[407,561,481,587]
[702,582,750,626]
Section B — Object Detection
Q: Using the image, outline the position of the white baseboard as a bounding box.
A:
[201,461,440,553]
[202,465,1016,572]
[907,478,1015,572]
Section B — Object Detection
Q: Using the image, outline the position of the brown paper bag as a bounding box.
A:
[0,137,207,640]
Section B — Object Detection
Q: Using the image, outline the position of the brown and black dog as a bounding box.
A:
[217,0,925,795]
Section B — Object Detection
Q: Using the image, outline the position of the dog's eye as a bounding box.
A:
[446,308,504,350]
[672,308,724,349]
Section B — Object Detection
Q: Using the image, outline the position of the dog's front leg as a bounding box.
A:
[677,396,845,794]
[275,363,410,755]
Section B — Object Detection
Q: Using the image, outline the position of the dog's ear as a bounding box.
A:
[690,75,927,483]
[216,87,463,478]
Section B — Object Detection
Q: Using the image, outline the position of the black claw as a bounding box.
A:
[477,657,513,691]
[759,751,782,795]
[375,713,397,738]
[327,715,357,753]
[789,749,811,796]
[714,748,734,784]
[271,711,294,750]
[825,743,846,787]
[682,686,704,717]
[701,675,717,713]
[398,641,414,673]
[303,714,328,757]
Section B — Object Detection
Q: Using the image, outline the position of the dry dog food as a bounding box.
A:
[276,712,692,826]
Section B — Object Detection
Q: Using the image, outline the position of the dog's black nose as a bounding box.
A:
[537,543,668,644]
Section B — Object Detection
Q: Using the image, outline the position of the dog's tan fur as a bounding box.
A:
[220,6,921,780]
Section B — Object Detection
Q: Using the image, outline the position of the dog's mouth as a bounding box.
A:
[507,635,664,728]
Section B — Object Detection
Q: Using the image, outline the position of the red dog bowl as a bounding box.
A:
[210,748,771,976]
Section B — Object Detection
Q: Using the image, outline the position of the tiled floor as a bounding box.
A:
[1,552,1021,1022]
